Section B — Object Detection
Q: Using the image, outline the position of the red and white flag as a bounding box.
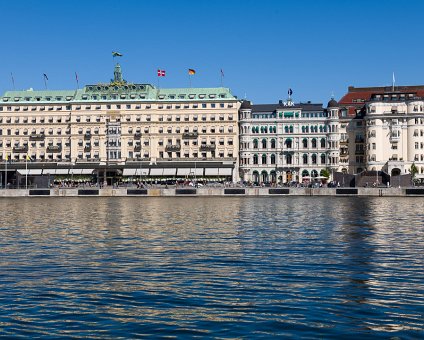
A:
[157,69,166,77]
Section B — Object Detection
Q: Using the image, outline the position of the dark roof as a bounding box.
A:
[240,100,252,109]
[327,99,338,108]
[251,103,323,112]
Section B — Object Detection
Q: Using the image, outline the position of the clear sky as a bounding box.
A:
[2,0,424,104]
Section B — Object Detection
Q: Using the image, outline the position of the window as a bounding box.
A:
[253,154,258,164]
[303,138,308,148]
[303,154,308,164]
[262,154,267,164]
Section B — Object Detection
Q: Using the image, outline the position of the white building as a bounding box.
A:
[239,98,340,184]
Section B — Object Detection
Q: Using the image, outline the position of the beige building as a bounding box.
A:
[0,64,240,186]
[366,94,424,179]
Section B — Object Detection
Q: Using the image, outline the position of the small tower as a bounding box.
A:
[113,63,123,83]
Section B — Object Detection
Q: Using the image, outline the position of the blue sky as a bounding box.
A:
[2,0,424,104]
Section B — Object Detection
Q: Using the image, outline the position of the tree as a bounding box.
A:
[410,163,418,178]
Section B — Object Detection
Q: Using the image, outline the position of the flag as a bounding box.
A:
[43,73,48,81]
[220,69,224,77]
[75,72,79,82]
[26,154,31,161]
[188,69,196,75]
[5,154,8,161]
[288,88,293,96]
[112,51,123,57]
[157,69,166,77]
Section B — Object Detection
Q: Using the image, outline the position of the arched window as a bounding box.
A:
[320,138,326,148]
[252,127,256,133]
[270,154,276,164]
[289,125,293,133]
[262,154,267,164]
[253,139,258,149]
[302,138,308,148]
[262,138,267,149]
[285,138,292,148]
[319,126,323,133]
[260,126,264,133]
[271,139,276,148]
[312,138,317,148]
[253,154,258,164]
[302,126,306,133]
[286,153,292,164]
[285,126,289,133]
[252,171,259,183]
[303,154,308,164]
[312,154,317,164]
[311,170,318,178]
[321,153,326,164]
[302,169,309,177]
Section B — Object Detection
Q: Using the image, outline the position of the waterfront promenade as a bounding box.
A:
[1,186,424,197]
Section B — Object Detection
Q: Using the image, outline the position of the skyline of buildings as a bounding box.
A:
[1,63,424,187]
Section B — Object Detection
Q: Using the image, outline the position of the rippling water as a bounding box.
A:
[0,197,423,338]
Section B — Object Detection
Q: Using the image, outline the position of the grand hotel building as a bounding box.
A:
[0,64,240,185]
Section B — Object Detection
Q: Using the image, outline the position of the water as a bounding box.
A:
[0,197,423,339]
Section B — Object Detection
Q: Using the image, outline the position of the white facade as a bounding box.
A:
[239,100,340,184]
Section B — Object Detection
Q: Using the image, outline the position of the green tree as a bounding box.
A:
[410,163,418,178]
[320,168,330,178]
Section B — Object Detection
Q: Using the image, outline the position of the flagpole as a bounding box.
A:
[11,73,15,90]
[44,75,48,90]
[4,156,7,189]
[25,155,28,191]
[75,72,79,90]
[189,74,192,88]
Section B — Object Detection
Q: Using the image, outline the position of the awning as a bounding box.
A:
[136,169,149,176]
[21,169,42,175]
[150,168,164,176]
[163,168,176,176]
[80,169,94,175]
[17,169,29,175]
[205,168,219,176]
[70,169,82,175]
[55,169,69,175]
[123,169,137,176]
[219,168,232,176]
[191,168,204,176]
[177,168,191,176]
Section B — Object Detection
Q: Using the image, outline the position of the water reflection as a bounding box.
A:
[0,197,423,338]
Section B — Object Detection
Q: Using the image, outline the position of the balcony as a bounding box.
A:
[47,145,62,153]
[165,144,181,152]
[84,133,92,140]
[199,144,216,152]
[340,138,349,144]
[83,145,91,152]
[182,132,198,139]
[355,150,365,155]
[13,146,28,153]
[134,132,142,139]
[134,145,142,152]
[29,134,45,141]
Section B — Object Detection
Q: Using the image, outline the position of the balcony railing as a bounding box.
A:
[84,133,92,140]
[182,132,198,139]
[13,146,28,153]
[29,134,45,140]
[165,145,181,152]
[355,150,365,155]
[47,145,62,153]
[134,145,142,152]
[199,144,216,151]
[134,132,142,139]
